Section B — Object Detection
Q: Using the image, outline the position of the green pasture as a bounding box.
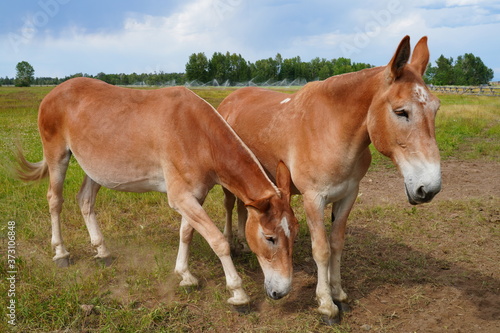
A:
[0,86,498,332]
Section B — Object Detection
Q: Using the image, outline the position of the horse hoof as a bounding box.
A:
[334,300,352,313]
[54,257,72,268]
[321,314,341,326]
[96,256,114,267]
[232,304,251,314]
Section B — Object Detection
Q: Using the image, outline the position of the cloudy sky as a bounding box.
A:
[1,0,499,80]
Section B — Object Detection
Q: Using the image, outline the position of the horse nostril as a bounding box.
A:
[268,290,283,300]
[417,185,426,199]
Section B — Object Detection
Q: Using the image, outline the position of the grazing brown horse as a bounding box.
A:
[16,77,299,306]
[218,36,441,322]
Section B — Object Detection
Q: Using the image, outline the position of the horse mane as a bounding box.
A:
[189,90,282,197]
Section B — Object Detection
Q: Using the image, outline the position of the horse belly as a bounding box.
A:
[97,175,167,193]
[73,154,167,193]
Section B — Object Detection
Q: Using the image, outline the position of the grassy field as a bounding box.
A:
[0,85,499,332]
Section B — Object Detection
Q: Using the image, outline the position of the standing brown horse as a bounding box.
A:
[218,36,441,322]
[16,77,299,306]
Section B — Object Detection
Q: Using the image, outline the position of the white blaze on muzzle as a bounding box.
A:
[264,268,292,300]
[400,158,441,204]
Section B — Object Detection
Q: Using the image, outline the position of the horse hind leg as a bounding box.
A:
[77,175,112,266]
[175,217,199,287]
[46,150,72,267]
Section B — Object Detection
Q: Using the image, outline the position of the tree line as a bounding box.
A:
[425,53,494,86]
[2,53,373,87]
[185,52,373,85]
[1,52,493,87]
[0,68,185,87]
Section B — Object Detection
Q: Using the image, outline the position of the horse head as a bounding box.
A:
[368,36,442,204]
[244,162,299,299]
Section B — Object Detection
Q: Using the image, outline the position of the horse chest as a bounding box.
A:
[320,177,359,204]
[294,156,363,204]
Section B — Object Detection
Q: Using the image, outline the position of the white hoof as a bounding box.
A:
[179,274,199,287]
[53,253,71,268]
[318,302,340,319]
[227,289,250,306]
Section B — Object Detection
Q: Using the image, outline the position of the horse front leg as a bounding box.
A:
[173,194,250,306]
[222,187,250,252]
[303,193,340,323]
[329,188,359,311]
[236,198,250,252]
[222,187,235,243]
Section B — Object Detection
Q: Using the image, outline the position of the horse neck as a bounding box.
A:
[317,67,384,148]
[203,102,279,204]
[214,133,278,204]
[321,66,383,108]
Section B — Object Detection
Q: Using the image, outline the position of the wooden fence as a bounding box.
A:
[428,85,500,96]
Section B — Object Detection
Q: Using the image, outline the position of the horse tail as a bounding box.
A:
[15,145,49,182]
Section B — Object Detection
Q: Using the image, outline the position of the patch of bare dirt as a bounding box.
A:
[337,159,500,332]
[359,159,500,206]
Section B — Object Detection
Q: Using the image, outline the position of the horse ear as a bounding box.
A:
[276,161,292,204]
[387,35,411,81]
[410,36,430,76]
[246,197,271,212]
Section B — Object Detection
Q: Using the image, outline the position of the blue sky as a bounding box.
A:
[1,0,499,80]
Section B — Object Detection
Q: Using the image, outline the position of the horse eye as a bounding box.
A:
[394,109,409,119]
[264,235,276,245]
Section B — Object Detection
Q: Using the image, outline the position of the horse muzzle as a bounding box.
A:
[401,159,441,205]
[265,275,292,300]
[405,181,441,205]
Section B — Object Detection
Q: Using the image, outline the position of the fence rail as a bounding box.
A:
[429,85,500,96]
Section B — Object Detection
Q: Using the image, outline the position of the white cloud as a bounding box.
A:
[445,0,479,6]
[0,0,498,80]
[1,0,250,76]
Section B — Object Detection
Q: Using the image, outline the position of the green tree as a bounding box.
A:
[208,52,230,83]
[251,58,275,83]
[426,53,493,85]
[332,57,353,75]
[185,52,209,83]
[427,55,454,85]
[318,64,332,80]
[15,61,35,87]
[281,56,302,81]
[454,53,494,85]
[227,53,250,84]
[310,57,330,80]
